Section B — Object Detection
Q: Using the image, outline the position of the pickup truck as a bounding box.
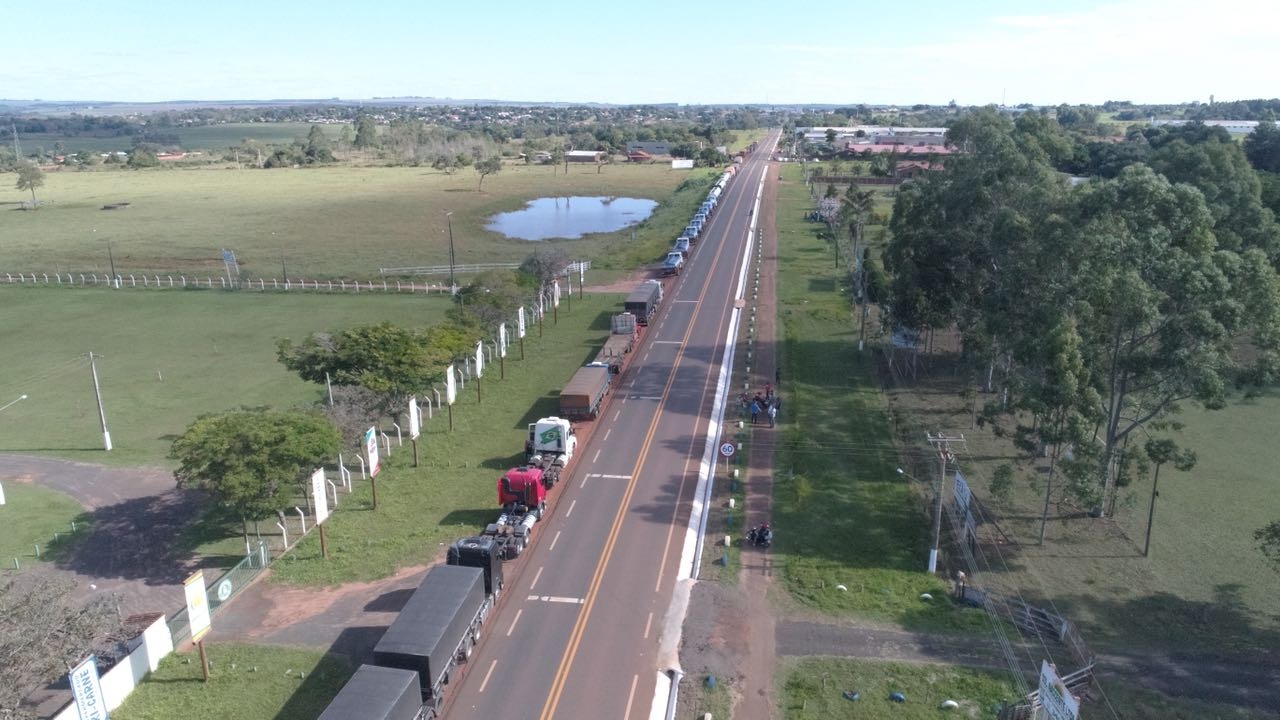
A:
[673,238,691,256]
[662,251,685,276]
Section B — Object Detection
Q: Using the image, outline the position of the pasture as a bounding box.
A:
[12,122,343,154]
[0,288,450,466]
[780,658,1019,720]
[0,162,713,279]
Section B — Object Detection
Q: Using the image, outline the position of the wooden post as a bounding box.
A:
[520,336,526,359]
[412,438,420,467]
[476,375,482,404]
[500,354,505,380]
[198,640,210,682]
[370,475,379,510]
[318,522,328,559]
[448,403,454,432]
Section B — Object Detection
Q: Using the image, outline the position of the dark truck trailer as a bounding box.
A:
[594,331,636,374]
[372,565,491,710]
[448,535,505,593]
[558,365,611,419]
[318,664,423,720]
[624,281,662,325]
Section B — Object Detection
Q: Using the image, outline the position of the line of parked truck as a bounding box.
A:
[663,165,738,276]
[317,267,699,718]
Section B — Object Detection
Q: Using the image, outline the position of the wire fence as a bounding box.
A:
[0,272,457,293]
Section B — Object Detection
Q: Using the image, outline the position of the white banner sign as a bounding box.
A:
[364,426,381,477]
[1039,661,1081,720]
[184,570,212,643]
[553,280,561,307]
[445,363,457,405]
[498,324,508,358]
[517,308,527,339]
[671,158,694,169]
[69,656,108,720]
[311,468,329,525]
[408,397,421,439]
[475,341,485,378]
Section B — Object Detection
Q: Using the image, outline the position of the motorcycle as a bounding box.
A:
[746,525,773,549]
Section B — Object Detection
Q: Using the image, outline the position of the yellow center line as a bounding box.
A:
[538,157,764,720]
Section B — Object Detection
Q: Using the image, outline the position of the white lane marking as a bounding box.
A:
[643,612,653,639]
[507,608,523,637]
[622,396,628,404]
[674,300,698,303]
[526,595,586,604]
[603,428,612,441]
[478,659,498,693]
[631,396,663,401]
[549,530,562,551]
[599,474,632,479]
[592,448,601,463]
[623,674,640,720]
[566,499,577,518]
[581,474,589,488]
[643,351,650,362]
[530,565,544,591]
[613,409,621,422]
[652,340,683,345]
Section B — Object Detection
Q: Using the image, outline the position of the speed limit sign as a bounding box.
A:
[720,442,735,458]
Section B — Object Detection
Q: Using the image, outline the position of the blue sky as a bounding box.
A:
[2,0,1274,106]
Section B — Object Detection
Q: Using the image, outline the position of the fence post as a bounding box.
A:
[43,274,49,283]
[295,507,306,535]
[358,454,366,479]
[56,274,62,284]
[328,479,338,507]
[392,423,402,446]
[277,521,289,549]
[381,432,391,456]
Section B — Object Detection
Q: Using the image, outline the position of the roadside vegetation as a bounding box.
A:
[780,658,1020,720]
[0,483,85,564]
[772,163,985,632]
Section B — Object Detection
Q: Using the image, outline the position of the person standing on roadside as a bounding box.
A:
[767,402,777,428]
[750,400,761,425]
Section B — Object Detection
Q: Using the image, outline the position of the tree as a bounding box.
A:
[454,270,525,326]
[475,155,502,191]
[353,115,378,149]
[304,125,334,163]
[1141,438,1196,557]
[519,248,571,289]
[1243,121,1280,173]
[170,409,339,544]
[15,161,43,204]
[1257,521,1280,571]
[127,145,158,168]
[0,575,122,718]
[1071,165,1280,514]
[825,128,838,145]
[337,124,353,151]
[277,322,454,415]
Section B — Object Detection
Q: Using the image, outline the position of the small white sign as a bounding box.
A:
[499,324,508,358]
[184,570,212,643]
[671,158,694,169]
[364,426,381,477]
[311,468,329,525]
[1039,661,1081,720]
[517,308,527,339]
[445,363,457,405]
[553,280,561,308]
[578,262,585,287]
[720,442,735,458]
[408,397,421,439]
[475,341,485,378]
[69,656,108,720]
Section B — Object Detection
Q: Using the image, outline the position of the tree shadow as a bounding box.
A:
[438,507,495,530]
[364,588,414,613]
[47,488,205,587]
[270,651,356,720]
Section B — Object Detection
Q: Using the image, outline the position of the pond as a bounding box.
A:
[485,196,658,240]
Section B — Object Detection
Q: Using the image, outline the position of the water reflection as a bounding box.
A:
[486,196,658,240]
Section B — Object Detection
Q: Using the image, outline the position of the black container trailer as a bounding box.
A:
[447,535,505,597]
[318,664,423,720]
[372,565,491,712]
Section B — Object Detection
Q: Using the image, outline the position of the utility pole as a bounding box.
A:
[88,352,113,451]
[445,211,457,294]
[925,432,964,573]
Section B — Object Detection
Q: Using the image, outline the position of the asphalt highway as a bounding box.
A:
[447,131,780,720]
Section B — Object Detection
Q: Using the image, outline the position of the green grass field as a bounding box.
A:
[934,387,1280,655]
[0,288,451,466]
[265,294,620,585]
[111,643,352,720]
[15,122,344,154]
[772,164,985,632]
[1,162,712,279]
[780,658,1019,719]
[0,482,85,562]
